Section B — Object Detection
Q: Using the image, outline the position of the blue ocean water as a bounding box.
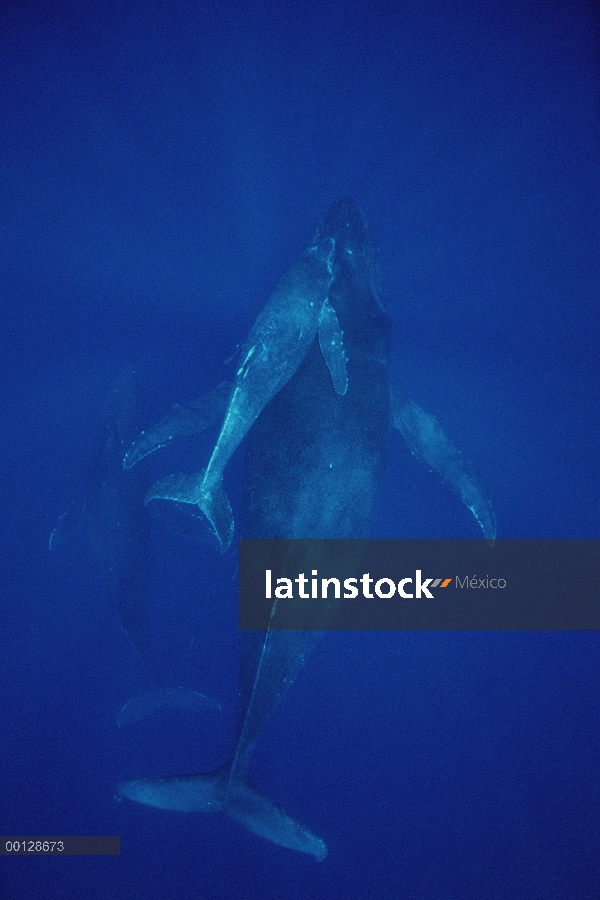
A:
[1,1,599,897]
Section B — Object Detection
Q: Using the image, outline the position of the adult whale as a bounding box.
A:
[118,200,389,858]
[50,373,220,726]
[118,199,495,857]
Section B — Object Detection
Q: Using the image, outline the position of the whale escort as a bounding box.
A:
[50,372,220,727]
[118,200,495,857]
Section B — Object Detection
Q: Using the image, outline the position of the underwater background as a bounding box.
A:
[1,0,599,897]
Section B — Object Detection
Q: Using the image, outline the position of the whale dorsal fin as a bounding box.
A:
[318,298,348,396]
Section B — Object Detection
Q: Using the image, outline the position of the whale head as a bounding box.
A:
[312,198,377,290]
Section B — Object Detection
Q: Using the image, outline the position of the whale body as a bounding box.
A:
[50,373,219,726]
[119,200,389,857]
[119,199,495,856]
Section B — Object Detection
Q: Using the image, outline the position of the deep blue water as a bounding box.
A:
[1,1,599,897]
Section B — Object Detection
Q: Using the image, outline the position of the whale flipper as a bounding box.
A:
[117,686,221,727]
[145,469,234,552]
[118,768,326,859]
[123,381,231,470]
[318,297,348,395]
[391,388,496,541]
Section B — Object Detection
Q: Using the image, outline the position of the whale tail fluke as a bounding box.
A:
[116,687,221,728]
[118,768,227,813]
[117,769,327,860]
[225,777,327,861]
[197,473,234,553]
[145,470,234,552]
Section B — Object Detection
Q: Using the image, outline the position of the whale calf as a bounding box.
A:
[143,233,348,552]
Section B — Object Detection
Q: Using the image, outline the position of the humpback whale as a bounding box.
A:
[138,233,346,551]
[118,200,495,857]
[50,373,220,726]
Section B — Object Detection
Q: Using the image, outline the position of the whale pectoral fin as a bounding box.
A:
[123,381,231,470]
[225,778,327,861]
[146,471,234,553]
[391,388,497,542]
[318,298,348,396]
[49,495,87,550]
